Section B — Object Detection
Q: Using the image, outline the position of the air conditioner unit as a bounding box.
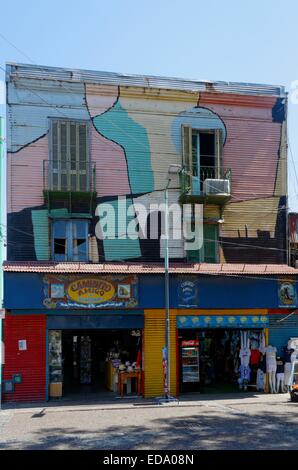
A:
[203,178,230,196]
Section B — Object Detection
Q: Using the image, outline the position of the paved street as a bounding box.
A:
[0,393,298,450]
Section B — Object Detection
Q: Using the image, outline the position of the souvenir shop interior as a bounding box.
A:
[179,329,266,394]
[48,329,142,398]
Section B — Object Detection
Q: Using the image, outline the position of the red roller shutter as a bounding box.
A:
[3,314,46,402]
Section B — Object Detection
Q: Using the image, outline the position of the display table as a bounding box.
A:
[49,382,62,398]
[118,370,141,397]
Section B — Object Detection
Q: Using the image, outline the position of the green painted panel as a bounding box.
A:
[99,198,141,261]
[31,210,50,260]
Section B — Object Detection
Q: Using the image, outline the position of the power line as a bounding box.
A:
[1,57,289,209]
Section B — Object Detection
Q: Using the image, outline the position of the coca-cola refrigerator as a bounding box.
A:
[180,339,200,392]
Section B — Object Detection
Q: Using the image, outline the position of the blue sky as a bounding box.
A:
[0,0,297,209]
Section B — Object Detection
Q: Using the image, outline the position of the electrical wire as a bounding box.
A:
[1,58,289,208]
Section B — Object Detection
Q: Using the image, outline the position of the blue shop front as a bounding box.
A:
[2,264,298,401]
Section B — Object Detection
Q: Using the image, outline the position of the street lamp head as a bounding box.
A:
[168,164,182,175]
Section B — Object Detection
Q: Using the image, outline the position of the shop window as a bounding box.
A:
[187,224,219,263]
[52,219,89,261]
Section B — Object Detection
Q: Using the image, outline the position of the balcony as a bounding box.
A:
[43,160,97,214]
[179,166,231,205]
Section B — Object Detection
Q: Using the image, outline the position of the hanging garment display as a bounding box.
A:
[238,331,251,390]
[256,369,265,391]
[265,345,277,393]
[284,362,292,390]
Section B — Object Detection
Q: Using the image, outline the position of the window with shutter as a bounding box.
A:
[181,126,223,185]
[50,120,89,191]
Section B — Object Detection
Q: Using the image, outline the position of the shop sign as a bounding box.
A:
[278,278,297,308]
[177,315,269,329]
[18,340,27,351]
[67,279,115,304]
[181,340,199,347]
[43,275,138,309]
[178,279,199,308]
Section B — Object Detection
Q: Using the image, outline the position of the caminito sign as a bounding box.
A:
[67,279,115,304]
[43,275,138,309]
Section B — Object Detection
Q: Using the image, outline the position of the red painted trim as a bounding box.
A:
[176,329,180,397]
[268,309,298,314]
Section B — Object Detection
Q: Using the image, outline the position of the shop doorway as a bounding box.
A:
[178,329,265,394]
[48,329,142,400]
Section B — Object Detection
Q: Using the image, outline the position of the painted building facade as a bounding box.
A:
[2,63,297,402]
[6,64,287,264]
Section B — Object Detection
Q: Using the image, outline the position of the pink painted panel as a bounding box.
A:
[223,118,281,201]
[198,99,281,201]
[91,126,130,196]
[8,135,48,213]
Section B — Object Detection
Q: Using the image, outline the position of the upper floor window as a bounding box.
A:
[52,219,89,261]
[50,120,89,192]
[182,126,223,188]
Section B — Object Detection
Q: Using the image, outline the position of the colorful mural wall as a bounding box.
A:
[6,65,287,264]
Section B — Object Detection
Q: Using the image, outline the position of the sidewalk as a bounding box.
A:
[1,391,290,414]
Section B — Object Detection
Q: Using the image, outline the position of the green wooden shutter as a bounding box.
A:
[204,224,218,263]
[187,224,218,263]
[215,129,223,178]
[181,125,193,173]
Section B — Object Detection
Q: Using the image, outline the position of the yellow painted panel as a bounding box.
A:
[144,309,178,398]
[221,198,280,238]
[204,205,220,220]
[144,310,165,398]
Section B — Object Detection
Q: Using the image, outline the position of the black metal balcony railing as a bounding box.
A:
[180,166,232,205]
[43,160,97,214]
[181,166,231,193]
[43,160,96,192]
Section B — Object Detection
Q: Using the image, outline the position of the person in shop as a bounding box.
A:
[276,356,285,393]
[283,346,295,392]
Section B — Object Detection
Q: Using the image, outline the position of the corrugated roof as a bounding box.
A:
[6,63,286,97]
[3,261,297,275]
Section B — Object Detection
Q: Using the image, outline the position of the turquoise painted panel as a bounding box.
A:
[99,198,141,261]
[177,315,269,329]
[93,101,153,194]
[31,210,50,260]
[171,107,226,153]
[49,209,69,218]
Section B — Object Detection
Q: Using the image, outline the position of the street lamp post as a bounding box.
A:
[159,164,181,404]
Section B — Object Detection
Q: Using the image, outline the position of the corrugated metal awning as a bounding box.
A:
[3,261,298,275]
